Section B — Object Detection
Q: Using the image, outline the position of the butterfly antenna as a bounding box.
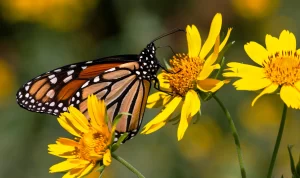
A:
[151,28,185,43]
[157,45,176,56]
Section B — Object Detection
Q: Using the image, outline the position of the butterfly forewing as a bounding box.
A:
[16,56,139,115]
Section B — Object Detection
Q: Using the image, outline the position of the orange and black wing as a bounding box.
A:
[16,55,138,116]
[70,61,151,141]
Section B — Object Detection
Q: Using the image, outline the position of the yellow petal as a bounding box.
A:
[56,138,79,147]
[157,73,171,90]
[280,85,300,109]
[244,42,268,66]
[49,160,80,173]
[251,83,278,106]
[197,78,228,92]
[200,13,222,59]
[85,164,101,178]
[103,149,112,166]
[141,122,167,134]
[57,115,82,137]
[186,25,201,58]
[223,62,265,79]
[63,167,86,178]
[205,28,232,66]
[189,90,201,117]
[198,64,220,80]
[294,81,300,91]
[177,91,195,140]
[48,143,74,153]
[279,30,296,51]
[88,95,105,131]
[142,96,182,134]
[233,78,272,91]
[219,28,233,52]
[78,163,96,178]
[203,35,220,69]
[147,92,172,108]
[62,171,78,178]
[68,107,90,131]
[265,34,280,55]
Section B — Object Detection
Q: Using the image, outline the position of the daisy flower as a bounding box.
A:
[224,30,300,109]
[48,95,115,178]
[142,13,232,140]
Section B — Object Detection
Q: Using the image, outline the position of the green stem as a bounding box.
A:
[267,103,288,178]
[213,95,246,178]
[112,153,146,178]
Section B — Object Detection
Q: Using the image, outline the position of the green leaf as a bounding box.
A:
[288,145,297,175]
[111,132,129,152]
[97,164,105,172]
[163,58,171,69]
[214,56,226,80]
[297,155,300,176]
[113,112,131,128]
[215,41,235,65]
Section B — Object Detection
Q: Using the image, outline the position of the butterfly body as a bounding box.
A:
[16,42,159,142]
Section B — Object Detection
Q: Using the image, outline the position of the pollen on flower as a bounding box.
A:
[77,128,110,162]
[263,50,300,85]
[164,53,204,96]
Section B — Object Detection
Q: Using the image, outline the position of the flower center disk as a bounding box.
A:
[77,128,109,162]
[164,53,204,96]
[264,50,300,85]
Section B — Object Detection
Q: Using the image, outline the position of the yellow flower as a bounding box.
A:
[142,13,232,141]
[224,30,300,109]
[48,95,115,178]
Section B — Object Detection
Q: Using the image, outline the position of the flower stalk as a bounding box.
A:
[112,153,146,178]
[212,94,246,178]
[267,103,288,178]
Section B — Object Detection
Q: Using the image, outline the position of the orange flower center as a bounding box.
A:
[164,53,204,96]
[76,128,110,162]
[263,51,300,85]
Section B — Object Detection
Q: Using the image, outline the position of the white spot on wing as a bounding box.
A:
[50,102,55,107]
[46,90,55,98]
[58,103,63,108]
[86,61,93,64]
[50,77,57,84]
[63,76,72,83]
[54,69,61,72]
[82,81,89,88]
[93,76,100,82]
[81,66,87,69]
[48,74,55,79]
[67,70,74,75]
[105,68,115,72]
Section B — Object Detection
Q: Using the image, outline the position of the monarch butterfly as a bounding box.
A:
[16,29,183,142]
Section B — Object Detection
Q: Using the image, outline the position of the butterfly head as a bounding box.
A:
[137,43,159,80]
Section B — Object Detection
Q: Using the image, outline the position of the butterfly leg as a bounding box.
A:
[153,77,173,95]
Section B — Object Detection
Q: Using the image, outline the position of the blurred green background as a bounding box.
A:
[0,0,299,177]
